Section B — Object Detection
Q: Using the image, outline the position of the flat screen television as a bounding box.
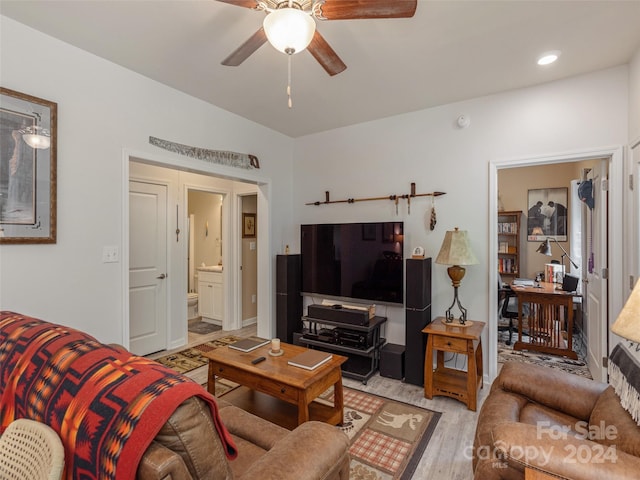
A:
[300,222,404,305]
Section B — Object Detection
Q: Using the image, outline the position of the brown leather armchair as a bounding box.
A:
[473,362,640,480]
[138,396,350,480]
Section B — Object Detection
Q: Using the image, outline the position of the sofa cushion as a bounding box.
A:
[520,402,584,436]
[589,386,640,457]
[154,397,232,480]
[497,362,606,421]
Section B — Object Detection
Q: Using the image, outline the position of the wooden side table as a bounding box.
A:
[422,317,485,411]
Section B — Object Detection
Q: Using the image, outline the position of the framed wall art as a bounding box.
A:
[242,213,256,238]
[526,187,568,242]
[0,87,57,243]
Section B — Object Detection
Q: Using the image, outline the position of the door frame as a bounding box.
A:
[488,146,624,381]
[628,136,640,293]
[121,147,272,350]
[236,192,259,328]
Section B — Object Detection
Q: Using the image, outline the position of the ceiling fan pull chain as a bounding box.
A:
[287,52,293,108]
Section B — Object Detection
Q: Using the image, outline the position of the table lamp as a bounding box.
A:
[536,237,579,277]
[611,279,640,343]
[435,227,479,324]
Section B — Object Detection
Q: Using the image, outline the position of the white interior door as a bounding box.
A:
[584,160,608,381]
[129,180,168,355]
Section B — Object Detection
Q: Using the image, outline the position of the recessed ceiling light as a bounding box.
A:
[537,51,561,66]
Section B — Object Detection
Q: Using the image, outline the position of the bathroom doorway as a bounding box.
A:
[187,189,224,327]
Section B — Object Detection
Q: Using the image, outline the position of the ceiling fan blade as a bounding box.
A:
[316,0,417,20]
[215,0,260,9]
[307,31,347,76]
[221,27,268,66]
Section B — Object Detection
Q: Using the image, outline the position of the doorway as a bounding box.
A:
[187,189,224,326]
[496,160,607,380]
[125,155,269,355]
[488,146,625,382]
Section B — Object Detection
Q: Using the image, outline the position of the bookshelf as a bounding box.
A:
[498,210,526,279]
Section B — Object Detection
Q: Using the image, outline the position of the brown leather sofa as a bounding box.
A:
[473,362,640,480]
[140,395,350,480]
[0,311,350,480]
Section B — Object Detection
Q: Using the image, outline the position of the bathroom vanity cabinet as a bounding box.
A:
[198,270,223,323]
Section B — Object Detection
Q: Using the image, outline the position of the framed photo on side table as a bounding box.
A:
[0,87,57,243]
[242,213,256,238]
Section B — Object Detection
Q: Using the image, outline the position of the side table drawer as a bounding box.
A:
[432,335,467,353]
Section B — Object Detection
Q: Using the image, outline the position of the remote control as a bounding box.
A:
[251,356,266,365]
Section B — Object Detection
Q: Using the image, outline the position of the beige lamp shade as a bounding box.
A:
[611,279,640,343]
[435,228,479,266]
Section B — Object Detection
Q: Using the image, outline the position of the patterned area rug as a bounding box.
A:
[314,387,440,480]
[498,330,592,379]
[153,335,240,373]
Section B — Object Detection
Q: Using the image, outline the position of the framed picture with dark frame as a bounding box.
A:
[526,187,568,242]
[242,213,256,238]
[0,87,57,243]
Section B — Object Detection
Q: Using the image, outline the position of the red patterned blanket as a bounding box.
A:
[0,312,237,479]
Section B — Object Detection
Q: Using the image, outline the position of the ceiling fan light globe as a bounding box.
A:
[263,7,315,54]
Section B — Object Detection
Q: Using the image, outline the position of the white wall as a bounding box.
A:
[292,66,629,348]
[0,16,294,344]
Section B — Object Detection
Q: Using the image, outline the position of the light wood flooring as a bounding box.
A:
[151,321,487,480]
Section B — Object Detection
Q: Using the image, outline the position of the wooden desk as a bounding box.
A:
[204,342,347,427]
[511,282,578,359]
[422,318,485,411]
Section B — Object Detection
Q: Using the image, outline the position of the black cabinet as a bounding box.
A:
[299,315,387,385]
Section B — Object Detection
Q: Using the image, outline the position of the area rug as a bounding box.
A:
[311,387,439,480]
[153,335,240,374]
[498,330,592,379]
[188,321,222,335]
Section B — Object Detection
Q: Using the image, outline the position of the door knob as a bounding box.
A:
[157,273,167,279]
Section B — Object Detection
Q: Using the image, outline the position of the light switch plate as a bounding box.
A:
[102,246,119,263]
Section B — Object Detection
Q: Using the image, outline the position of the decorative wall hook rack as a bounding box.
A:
[305,183,445,214]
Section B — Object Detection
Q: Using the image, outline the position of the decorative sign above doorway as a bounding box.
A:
[149,136,260,170]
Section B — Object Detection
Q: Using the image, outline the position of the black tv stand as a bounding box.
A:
[299,315,387,385]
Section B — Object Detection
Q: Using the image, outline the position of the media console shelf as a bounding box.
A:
[299,315,387,385]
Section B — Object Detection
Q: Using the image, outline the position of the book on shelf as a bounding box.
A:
[287,349,333,371]
[228,337,270,352]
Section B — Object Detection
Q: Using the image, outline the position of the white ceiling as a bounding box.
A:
[2,1,640,138]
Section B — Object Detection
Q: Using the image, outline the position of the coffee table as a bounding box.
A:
[204,342,347,427]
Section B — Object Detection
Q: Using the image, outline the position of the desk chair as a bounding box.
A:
[499,287,519,345]
[0,418,64,480]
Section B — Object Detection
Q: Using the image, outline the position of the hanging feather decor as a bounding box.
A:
[429,196,437,231]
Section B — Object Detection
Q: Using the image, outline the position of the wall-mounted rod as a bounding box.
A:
[305,183,446,207]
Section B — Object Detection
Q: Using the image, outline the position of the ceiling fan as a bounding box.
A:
[217,0,418,76]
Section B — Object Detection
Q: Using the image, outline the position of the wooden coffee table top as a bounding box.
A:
[203,342,347,389]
